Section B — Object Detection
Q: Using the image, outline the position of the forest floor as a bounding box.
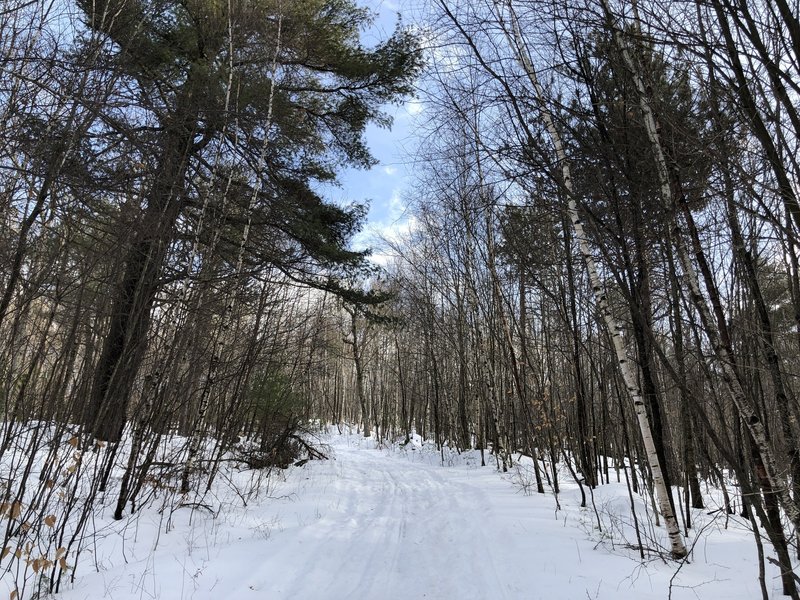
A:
[9,428,788,599]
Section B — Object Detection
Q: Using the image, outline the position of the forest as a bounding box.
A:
[2,0,800,597]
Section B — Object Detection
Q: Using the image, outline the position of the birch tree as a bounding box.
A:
[492,0,686,558]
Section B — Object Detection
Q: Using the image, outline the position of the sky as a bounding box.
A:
[322,0,423,265]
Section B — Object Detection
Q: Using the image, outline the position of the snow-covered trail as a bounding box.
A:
[234,441,520,599]
[56,432,773,600]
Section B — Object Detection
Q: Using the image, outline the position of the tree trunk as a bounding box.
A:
[502,4,687,558]
[85,90,198,441]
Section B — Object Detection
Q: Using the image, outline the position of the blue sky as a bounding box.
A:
[323,0,422,264]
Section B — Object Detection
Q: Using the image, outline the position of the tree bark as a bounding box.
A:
[501,2,687,558]
[85,83,199,441]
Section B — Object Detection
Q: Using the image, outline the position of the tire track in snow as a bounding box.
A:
[287,443,514,600]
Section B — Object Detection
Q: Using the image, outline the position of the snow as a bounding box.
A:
[3,428,788,599]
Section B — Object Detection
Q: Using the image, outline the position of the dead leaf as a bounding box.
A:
[44,515,56,528]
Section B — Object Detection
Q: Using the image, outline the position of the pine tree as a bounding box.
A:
[78,0,421,440]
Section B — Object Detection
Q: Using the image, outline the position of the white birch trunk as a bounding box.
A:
[181,8,284,494]
[601,0,800,532]
[500,1,687,558]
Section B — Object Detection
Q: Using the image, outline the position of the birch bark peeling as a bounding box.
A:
[600,0,800,533]
[500,1,687,559]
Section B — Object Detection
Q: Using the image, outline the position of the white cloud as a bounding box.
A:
[351,189,418,267]
[405,98,423,116]
[383,165,397,176]
[365,215,418,267]
[388,189,404,212]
